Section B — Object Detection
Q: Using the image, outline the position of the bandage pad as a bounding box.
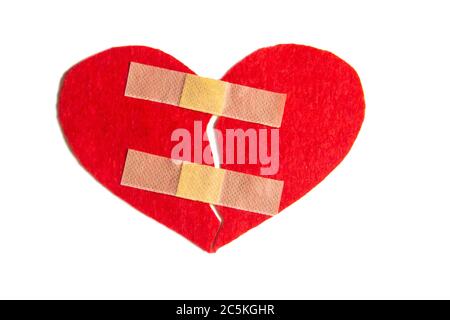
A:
[179,74,227,115]
[177,163,226,204]
[125,62,286,127]
[121,150,284,216]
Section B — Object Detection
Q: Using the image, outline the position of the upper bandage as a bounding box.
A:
[125,62,286,127]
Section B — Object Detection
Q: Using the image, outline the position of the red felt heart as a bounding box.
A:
[58,45,364,252]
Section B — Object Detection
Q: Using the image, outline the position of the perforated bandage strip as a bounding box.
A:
[121,150,284,216]
[125,62,286,127]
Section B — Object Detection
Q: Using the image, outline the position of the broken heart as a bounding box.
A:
[58,44,365,252]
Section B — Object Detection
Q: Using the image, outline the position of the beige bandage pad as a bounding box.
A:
[177,163,226,204]
[121,150,284,216]
[179,74,227,115]
[125,62,286,127]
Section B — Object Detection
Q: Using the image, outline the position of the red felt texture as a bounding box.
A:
[58,46,219,252]
[214,45,365,250]
[58,45,365,253]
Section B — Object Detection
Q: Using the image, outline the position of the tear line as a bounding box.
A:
[207,115,223,252]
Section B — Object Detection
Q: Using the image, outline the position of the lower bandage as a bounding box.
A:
[121,150,284,216]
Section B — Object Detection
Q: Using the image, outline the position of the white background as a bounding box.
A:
[0,0,449,299]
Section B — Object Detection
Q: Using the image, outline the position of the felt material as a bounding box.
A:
[120,149,283,215]
[58,46,219,252]
[213,45,365,250]
[58,44,364,253]
[125,62,286,127]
